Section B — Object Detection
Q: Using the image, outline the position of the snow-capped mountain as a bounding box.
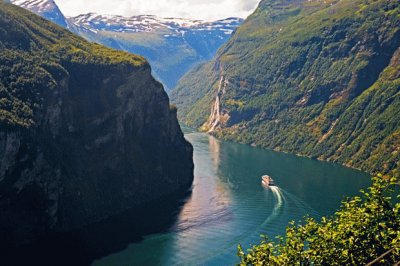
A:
[10,0,243,90]
[69,14,243,90]
[11,0,69,28]
[69,13,241,36]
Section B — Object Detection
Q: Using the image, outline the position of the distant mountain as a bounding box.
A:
[11,0,243,90]
[172,0,400,174]
[69,14,243,90]
[11,0,69,28]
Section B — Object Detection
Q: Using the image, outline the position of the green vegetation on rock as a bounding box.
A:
[0,3,146,129]
[238,174,400,265]
[171,0,400,174]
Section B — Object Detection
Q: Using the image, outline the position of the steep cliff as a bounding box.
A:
[172,0,400,174]
[0,2,193,247]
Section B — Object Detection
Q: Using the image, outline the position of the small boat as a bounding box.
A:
[262,175,276,187]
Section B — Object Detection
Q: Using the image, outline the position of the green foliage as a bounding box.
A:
[238,174,400,265]
[172,0,400,174]
[0,3,146,129]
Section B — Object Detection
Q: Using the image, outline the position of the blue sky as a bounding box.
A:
[55,0,260,20]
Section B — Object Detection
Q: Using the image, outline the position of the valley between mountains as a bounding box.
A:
[11,0,243,90]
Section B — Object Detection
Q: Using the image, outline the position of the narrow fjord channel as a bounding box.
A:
[94,126,370,265]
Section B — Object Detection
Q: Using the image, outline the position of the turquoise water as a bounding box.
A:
[94,127,370,265]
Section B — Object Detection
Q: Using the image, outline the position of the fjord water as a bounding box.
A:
[94,127,370,265]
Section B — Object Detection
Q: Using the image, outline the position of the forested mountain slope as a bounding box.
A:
[171,0,400,174]
[0,2,193,247]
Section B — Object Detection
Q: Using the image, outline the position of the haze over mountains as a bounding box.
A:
[11,0,243,90]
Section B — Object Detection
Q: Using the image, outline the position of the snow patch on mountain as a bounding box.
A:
[69,13,242,36]
[13,0,53,12]
[11,0,69,28]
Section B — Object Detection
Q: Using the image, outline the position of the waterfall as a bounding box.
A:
[203,75,228,133]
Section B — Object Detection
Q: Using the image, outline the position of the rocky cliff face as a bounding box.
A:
[0,3,193,247]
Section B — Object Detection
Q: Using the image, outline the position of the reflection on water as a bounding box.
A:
[209,135,220,169]
[174,134,231,233]
[94,128,370,266]
[2,191,189,266]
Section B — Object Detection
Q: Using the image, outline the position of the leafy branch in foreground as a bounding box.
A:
[238,174,400,265]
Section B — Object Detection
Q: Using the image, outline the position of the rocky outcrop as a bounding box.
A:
[0,3,193,248]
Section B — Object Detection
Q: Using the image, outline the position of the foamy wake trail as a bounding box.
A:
[270,186,283,211]
[258,186,285,229]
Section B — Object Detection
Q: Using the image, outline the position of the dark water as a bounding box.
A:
[94,127,370,265]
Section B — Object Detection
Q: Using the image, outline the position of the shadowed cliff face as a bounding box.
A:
[0,2,194,251]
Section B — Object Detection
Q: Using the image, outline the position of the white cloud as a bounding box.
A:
[55,0,261,20]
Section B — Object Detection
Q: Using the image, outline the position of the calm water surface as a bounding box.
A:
[94,127,370,265]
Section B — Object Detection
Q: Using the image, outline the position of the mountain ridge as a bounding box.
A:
[69,13,241,34]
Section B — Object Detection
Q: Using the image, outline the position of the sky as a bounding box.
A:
[55,0,261,20]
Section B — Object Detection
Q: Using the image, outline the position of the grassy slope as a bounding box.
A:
[171,0,400,174]
[0,2,146,129]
